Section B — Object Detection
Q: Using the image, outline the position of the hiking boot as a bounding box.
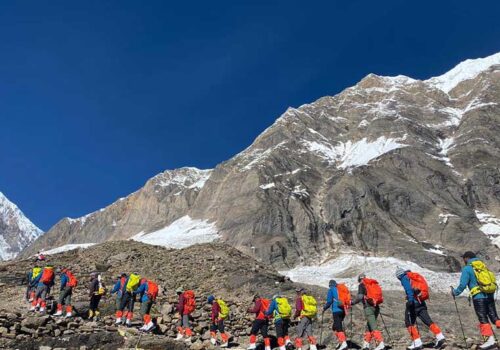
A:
[210,338,217,346]
[479,336,497,349]
[434,336,446,349]
[29,306,36,312]
[175,333,184,341]
[65,312,73,318]
[310,345,318,350]
[220,342,229,348]
[374,342,385,350]
[184,337,192,343]
[115,318,122,325]
[337,342,348,350]
[54,310,63,316]
[362,340,371,350]
[39,307,46,313]
[144,322,155,332]
[247,344,257,350]
[406,339,423,350]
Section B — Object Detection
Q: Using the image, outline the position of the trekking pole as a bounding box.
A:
[319,311,324,346]
[450,286,467,347]
[378,309,393,346]
[135,331,143,350]
[349,308,353,348]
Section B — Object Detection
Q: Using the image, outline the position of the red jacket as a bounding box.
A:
[248,298,266,320]
[294,296,304,318]
[211,301,221,323]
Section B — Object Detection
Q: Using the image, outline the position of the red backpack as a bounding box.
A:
[407,272,429,301]
[66,270,78,288]
[146,280,159,300]
[259,298,271,319]
[337,284,351,311]
[40,268,54,285]
[363,278,384,306]
[183,290,196,314]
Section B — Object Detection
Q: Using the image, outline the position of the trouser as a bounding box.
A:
[363,306,383,343]
[249,319,270,348]
[295,317,316,348]
[116,292,135,320]
[332,311,347,343]
[405,301,441,340]
[473,295,500,336]
[210,319,229,343]
[32,285,49,308]
[89,295,101,312]
[140,300,153,325]
[178,314,193,336]
[275,319,291,347]
[57,287,73,314]
[115,295,122,310]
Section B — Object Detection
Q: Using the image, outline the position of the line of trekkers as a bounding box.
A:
[24,251,500,350]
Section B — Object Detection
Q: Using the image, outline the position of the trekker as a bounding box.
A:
[265,294,293,350]
[116,272,141,326]
[176,288,196,342]
[54,267,77,317]
[88,272,104,321]
[351,273,385,350]
[246,294,271,350]
[396,267,446,350]
[26,265,41,302]
[323,280,349,350]
[35,251,46,262]
[452,251,499,350]
[294,288,318,350]
[111,273,127,311]
[30,264,55,313]
[207,295,230,348]
[134,278,159,332]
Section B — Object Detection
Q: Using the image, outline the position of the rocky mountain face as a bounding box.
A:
[0,241,488,349]
[23,53,500,272]
[0,192,43,260]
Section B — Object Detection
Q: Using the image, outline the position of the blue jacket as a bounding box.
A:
[398,272,417,303]
[264,298,283,323]
[134,282,151,303]
[111,278,126,298]
[453,258,487,299]
[60,273,69,290]
[324,286,343,313]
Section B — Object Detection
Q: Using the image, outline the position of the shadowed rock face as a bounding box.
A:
[23,55,500,271]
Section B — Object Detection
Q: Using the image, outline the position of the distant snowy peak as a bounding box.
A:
[426,52,500,93]
[0,192,43,260]
[151,167,212,190]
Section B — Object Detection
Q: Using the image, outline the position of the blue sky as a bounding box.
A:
[1,0,499,231]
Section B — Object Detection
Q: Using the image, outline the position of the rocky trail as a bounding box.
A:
[0,241,498,349]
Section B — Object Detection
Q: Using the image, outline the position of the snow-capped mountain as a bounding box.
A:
[0,192,43,260]
[23,52,500,272]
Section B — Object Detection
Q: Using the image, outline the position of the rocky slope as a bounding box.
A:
[23,53,500,272]
[0,241,490,349]
[0,192,43,260]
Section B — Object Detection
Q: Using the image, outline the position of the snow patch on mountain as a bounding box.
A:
[41,243,96,255]
[303,136,406,169]
[132,215,219,249]
[280,254,460,293]
[0,192,43,260]
[426,52,500,93]
[154,167,212,190]
[476,211,500,248]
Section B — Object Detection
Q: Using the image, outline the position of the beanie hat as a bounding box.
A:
[207,295,215,304]
[462,251,476,259]
[176,287,184,294]
[358,273,366,282]
[395,266,406,279]
[329,279,337,287]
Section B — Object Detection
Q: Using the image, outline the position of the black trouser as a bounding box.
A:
[119,292,135,312]
[332,311,346,332]
[89,295,101,312]
[250,319,269,337]
[211,319,225,333]
[473,295,500,324]
[405,301,433,327]
[275,318,290,338]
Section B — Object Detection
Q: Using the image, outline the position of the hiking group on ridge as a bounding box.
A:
[24,250,500,350]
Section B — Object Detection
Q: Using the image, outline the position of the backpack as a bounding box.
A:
[126,273,141,292]
[470,260,497,295]
[32,267,42,279]
[66,270,78,288]
[363,278,384,306]
[301,294,318,318]
[259,298,271,318]
[40,268,55,285]
[183,290,196,314]
[217,299,230,320]
[337,284,351,310]
[407,272,429,301]
[275,297,292,319]
[146,280,159,300]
